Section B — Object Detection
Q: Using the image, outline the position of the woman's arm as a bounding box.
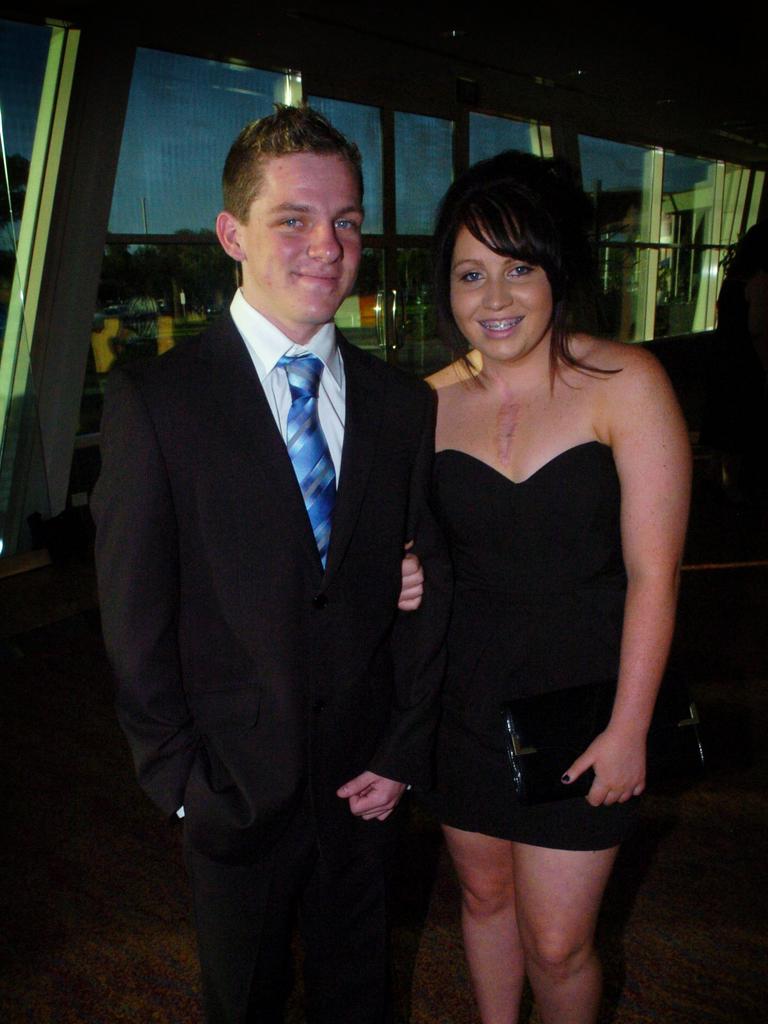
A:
[564,347,692,806]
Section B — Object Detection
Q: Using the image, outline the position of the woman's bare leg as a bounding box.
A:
[512,843,618,1024]
[443,825,525,1024]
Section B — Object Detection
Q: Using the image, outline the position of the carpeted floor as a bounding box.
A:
[1,478,767,1023]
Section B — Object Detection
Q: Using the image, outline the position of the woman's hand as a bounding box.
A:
[562,725,647,806]
[398,541,424,611]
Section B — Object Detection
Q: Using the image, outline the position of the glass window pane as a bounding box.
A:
[333,248,385,357]
[79,241,236,434]
[1,19,53,344]
[663,154,716,209]
[747,170,765,229]
[0,20,51,198]
[579,135,657,244]
[469,112,541,163]
[109,49,292,234]
[395,247,449,378]
[655,244,718,337]
[657,154,718,336]
[395,112,453,235]
[579,135,661,341]
[1,18,63,556]
[722,163,750,247]
[594,245,656,342]
[309,96,383,234]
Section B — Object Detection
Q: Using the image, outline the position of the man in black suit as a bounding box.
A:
[92,106,450,1023]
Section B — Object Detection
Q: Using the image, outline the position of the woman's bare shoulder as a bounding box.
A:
[566,335,682,444]
[570,334,669,390]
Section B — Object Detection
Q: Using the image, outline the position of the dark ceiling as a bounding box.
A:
[287,6,768,162]
[7,4,767,164]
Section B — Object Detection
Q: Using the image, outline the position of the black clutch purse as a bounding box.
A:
[500,677,705,806]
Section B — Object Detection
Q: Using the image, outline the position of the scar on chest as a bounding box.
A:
[495,401,522,462]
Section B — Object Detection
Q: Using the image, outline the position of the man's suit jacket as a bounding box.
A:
[92,314,451,864]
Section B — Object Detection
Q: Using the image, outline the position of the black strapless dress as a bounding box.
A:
[426,441,638,850]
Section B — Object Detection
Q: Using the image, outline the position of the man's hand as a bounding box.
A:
[398,542,424,611]
[336,772,407,821]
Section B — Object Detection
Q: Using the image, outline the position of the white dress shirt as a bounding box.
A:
[229,288,346,478]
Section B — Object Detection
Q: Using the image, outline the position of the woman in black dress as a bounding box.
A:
[425,153,691,1024]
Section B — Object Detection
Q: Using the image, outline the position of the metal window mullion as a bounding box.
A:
[747,170,765,229]
[734,167,749,238]
[710,161,725,246]
[722,163,748,248]
[0,27,77,461]
[15,28,79,347]
[637,147,663,341]
[379,108,399,360]
[535,122,554,159]
[696,161,724,331]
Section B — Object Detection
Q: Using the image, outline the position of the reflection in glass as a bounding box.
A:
[747,170,765,229]
[579,135,660,341]
[657,155,717,336]
[470,112,551,163]
[579,135,657,244]
[722,164,750,247]
[0,20,52,354]
[310,96,383,234]
[109,50,291,234]
[395,112,453,235]
[395,248,448,378]
[1,19,68,556]
[592,246,656,343]
[80,241,236,434]
[334,248,385,357]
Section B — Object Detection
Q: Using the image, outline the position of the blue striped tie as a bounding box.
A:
[278,353,336,567]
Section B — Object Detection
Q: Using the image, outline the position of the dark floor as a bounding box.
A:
[1,470,766,1023]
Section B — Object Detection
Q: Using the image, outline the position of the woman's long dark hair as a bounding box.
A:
[433,150,610,382]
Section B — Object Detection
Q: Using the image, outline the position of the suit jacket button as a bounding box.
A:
[312,593,328,609]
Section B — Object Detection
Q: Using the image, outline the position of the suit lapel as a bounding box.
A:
[324,333,386,579]
[200,316,323,573]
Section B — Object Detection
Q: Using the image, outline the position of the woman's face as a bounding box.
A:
[449,225,554,369]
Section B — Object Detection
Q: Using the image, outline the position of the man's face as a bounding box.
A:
[216,152,363,345]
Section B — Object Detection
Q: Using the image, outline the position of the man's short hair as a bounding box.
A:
[222,104,363,223]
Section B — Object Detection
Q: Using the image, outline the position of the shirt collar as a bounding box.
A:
[230,289,342,385]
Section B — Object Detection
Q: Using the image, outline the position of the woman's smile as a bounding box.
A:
[478,316,525,334]
[450,225,553,367]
